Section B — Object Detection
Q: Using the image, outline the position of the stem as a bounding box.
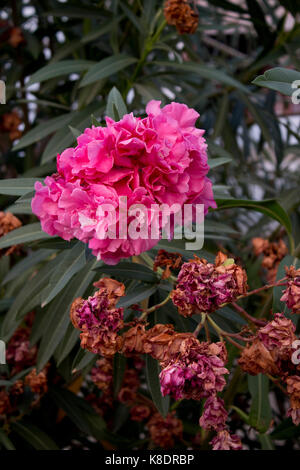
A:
[231,302,266,327]
[139,292,171,320]
[193,313,206,337]
[237,278,287,300]
[207,316,243,350]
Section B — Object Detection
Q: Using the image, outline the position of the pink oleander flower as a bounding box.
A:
[32,101,216,265]
[257,313,296,356]
[159,340,229,400]
[199,395,228,431]
[171,252,247,317]
[280,272,300,315]
[287,407,300,426]
[210,430,242,450]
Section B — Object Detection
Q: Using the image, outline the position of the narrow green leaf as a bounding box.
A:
[146,355,169,417]
[106,86,127,120]
[72,349,96,372]
[248,374,272,433]
[215,198,292,234]
[117,285,158,308]
[259,433,275,450]
[11,421,58,450]
[80,55,137,87]
[113,353,127,398]
[0,178,43,196]
[41,242,86,307]
[0,429,15,450]
[252,67,300,96]
[156,61,249,93]
[93,261,158,283]
[27,60,94,86]
[37,260,97,370]
[0,223,51,249]
[2,249,54,285]
[13,114,75,150]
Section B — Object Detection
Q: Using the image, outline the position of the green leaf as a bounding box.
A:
[248,374,272,433]
[259,433,275,450]
[271,418,300,439]
[93,261,158,283]
[27,60,94,86]
[49,387,106,436]
[215,198,292,234]
[0,178,43,196]
[41,103,103,163]
[106,86,128,120]
[0,223,52,249]
[72,349,96,372]
[79,55,137,87]
[41,242,86,307]
[113,353,127,398]
[54,324,79,366]
[36,260,97,371]
[117,284,158,308]
[2,249,54,285]
[11,421,59,450]
[252,67,300,96]
[156,61,249,93]
[13,113,75,150]
[207,157,233,169]
[0,429,15,450]
[1,257,58,340]
[146,355,169,417]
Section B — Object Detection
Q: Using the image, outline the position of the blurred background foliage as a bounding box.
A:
[0,0,299,450]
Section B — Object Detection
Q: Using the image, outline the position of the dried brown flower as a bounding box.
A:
[252,237,287,283]
[130,405,151,422]
[164,0,199,35]
[121,322,147,356]
[153,249,182,279]
[25,368,48,395]
[286,376,300,409]
[91,358,113,392]
[8,27,24,47]
[0,390,11,415]
[0,211,22,256]
[238,339,279,376]
[1,112,22,141]
[147,412,183,448]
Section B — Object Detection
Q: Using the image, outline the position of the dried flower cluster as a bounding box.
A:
[0,319,48,419]
[280,266,300,315]
[153,249,182,279]
[171,252,248,317]
[0,112,22,141]
[70,278,125,356]
[239,312,300,425]
[0,211,22,256]
[164,0,199,34]
[252,237,287,282]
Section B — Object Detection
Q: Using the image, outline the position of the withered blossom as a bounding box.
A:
[147,412,183,448]
[171,252,247,317]
[164,0,199,35]
[153,249,182,279]
[252,237,287,283]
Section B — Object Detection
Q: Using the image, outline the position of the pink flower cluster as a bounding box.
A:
[159,339,229,401]
[32,101,216,264]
